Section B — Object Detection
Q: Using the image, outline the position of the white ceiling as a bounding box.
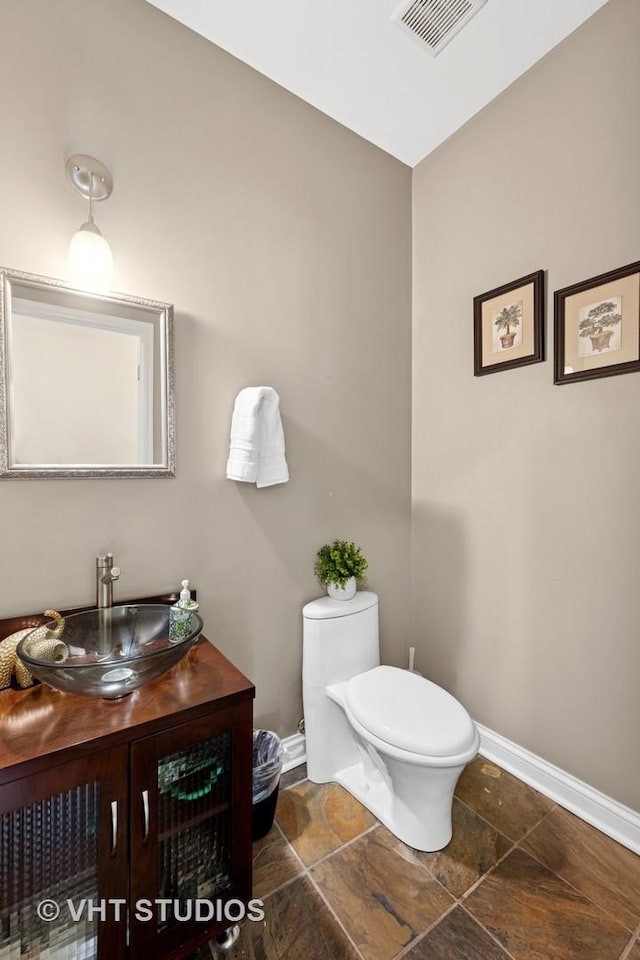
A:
[146,0,609,167]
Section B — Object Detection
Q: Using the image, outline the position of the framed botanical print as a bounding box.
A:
[554,260,640,385]
[474,270,545,376]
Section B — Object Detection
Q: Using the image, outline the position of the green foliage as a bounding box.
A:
[314,540,368,587]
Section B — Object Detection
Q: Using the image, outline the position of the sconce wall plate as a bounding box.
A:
[65,154,113,201]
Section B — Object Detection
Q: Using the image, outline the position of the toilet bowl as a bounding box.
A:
[302,591,479,851]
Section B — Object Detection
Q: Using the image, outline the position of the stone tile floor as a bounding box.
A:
[199,759,640,960]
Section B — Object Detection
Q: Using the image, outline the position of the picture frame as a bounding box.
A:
[473,270,545,376]
[554,260,640,385]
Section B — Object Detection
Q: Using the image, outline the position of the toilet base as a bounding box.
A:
[333,759,457,852]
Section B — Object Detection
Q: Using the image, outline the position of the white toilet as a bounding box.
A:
[302,591,479,852]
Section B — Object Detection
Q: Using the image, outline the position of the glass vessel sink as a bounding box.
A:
[17,604,203,700]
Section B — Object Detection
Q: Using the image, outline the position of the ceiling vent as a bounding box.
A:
[391,0,487,56]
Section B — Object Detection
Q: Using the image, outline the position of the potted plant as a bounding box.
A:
[314,540,368,600]
[578,299,622,353]
[494,302,522,349]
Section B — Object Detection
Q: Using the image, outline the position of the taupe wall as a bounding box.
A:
[413,0,640,810]
[4,0,635,812]
[0,0,412,735]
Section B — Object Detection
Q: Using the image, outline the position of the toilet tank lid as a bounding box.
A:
[346,665,476,757]
[302,591,378,620]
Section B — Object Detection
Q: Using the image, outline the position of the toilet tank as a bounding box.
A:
[303,591,380,687]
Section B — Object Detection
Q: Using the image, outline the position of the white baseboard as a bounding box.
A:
[477,722,640,855]
[284,726,640,854]
[281,732,307,773]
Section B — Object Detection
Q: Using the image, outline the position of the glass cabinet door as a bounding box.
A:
[0,748,128,960]
[156,731,232,915]
[129,702,252,958]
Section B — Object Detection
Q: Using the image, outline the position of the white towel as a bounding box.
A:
[226,387,289,488]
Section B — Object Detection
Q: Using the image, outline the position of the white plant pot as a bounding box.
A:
[327,577,357,601]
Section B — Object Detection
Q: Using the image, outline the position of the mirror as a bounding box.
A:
[0,267,175,478]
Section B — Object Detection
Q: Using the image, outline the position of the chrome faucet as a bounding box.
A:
[96,553,121,608]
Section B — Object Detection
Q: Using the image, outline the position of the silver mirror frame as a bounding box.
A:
[0,267,175,479]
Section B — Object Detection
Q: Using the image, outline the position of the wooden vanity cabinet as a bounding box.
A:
[0,603,254,960]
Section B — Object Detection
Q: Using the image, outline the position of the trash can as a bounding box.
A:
[252,729,283,840]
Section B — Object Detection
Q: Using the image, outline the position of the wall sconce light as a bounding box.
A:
[65,154,113,290]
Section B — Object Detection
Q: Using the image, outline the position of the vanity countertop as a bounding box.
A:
[0,597,255,784]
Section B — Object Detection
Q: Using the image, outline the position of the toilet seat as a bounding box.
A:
[346,665,477,759]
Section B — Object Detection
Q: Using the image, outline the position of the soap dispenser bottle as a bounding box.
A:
[169,579,199,642]
[178,579,199,612]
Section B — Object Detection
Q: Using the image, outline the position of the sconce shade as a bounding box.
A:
[69,219,113,290]
[65,154,113,290]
